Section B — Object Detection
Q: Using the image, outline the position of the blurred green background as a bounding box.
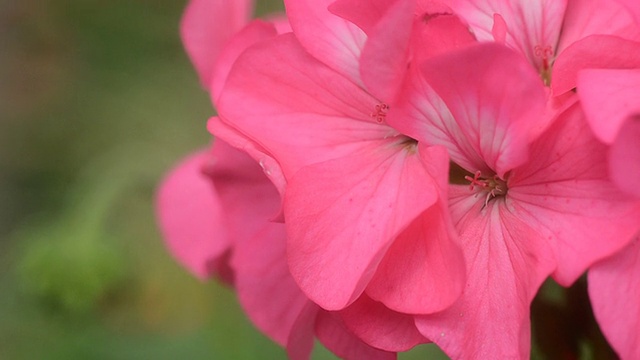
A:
[0,0,451,358]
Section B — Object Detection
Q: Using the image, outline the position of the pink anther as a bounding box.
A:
[534,45,553,71]
[371,103,389,123]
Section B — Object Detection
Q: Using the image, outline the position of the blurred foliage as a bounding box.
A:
[0,0,615,359]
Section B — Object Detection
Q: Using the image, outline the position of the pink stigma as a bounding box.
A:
[371,103,389,123]
[534,45,553,85]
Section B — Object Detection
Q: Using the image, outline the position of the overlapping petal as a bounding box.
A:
[156,150,227,279]
[231,224,308,347]
[448,0,567,72]
[416,186,555,359]
[609,117,640,198]
[616,0,640,25]
[208,116,287,201]
[180,0,253,87]
[409,6,477,61]
[217,34,392,179]
[210,20,279,101]
[588,236,640,360]
[508,103,640,285]
[202,140,282,246]
[557,0,640,56]
[340,295,428,352]
[284,0,367,86]
[576,68,640,199]
[284,140,447,310]
[577,68,640,143]
[390,43,547,178]
[552,36,640,95]
[315,312,396,360]
[365,146,465,314]
[329,0,415,101]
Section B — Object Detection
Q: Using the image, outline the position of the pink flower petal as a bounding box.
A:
[390,43,547,178]
[416,186,555,359]
[508,103,640,285]
[328,0,392,34]
[180,0,253,88]
[365,145,465,315]
[231,223,310,347]
[552,35,640,95]
[286,303,319,360]
[577,68,640,144]
[203,139,282,245]
[284,0,367,86]
[210,20,279,102]
[285,140,442,310]
[357,0,415,102]
[588,236,640,360]
[216,34,392,178]
[365,196,465,314]
[315,311,396,360]
[609,116,640,198]
[207,116,287,201]
[491,13,507,44]
[340,295,428,352]
[557,0,640,56]
[156,149,228,279]
[410,7,477,61]
[616,0,640,25]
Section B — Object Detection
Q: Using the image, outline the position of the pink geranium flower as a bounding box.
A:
[167,0,433,355]
[391,42,640,358]
[216,0,468,318]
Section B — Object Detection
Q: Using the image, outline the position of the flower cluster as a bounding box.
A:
[157,0,640,358]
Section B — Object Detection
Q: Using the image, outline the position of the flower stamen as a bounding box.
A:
[465,170,508,208]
